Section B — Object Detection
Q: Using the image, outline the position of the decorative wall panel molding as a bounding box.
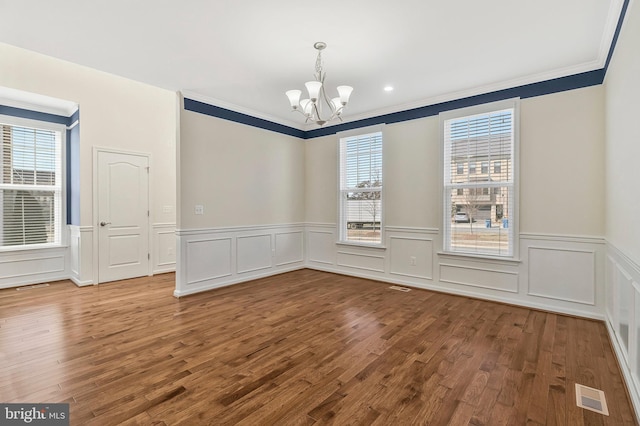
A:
[0,246,68,289]
[303,226,606,319]
[605,241,640,422]
[307,225,335,265]
[69,225,94,286]
[389,236,434,280]
[519,234,604,318]
[153,223,176,274]
[275,231,304,266]
[186,237,232,285]
[520,232,605,245]
[527,246,595,305]
[237,234,273,273]
[336,251,385,273]
[175,223,305,297]
[175,224,608,319]
[439,262,519,293]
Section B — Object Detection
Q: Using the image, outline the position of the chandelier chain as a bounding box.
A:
[315,50,323,75]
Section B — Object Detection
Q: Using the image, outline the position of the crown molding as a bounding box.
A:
[599,0,627,67]
[180,90,305,131]
[0,87,77,117]
[332,60,605,128]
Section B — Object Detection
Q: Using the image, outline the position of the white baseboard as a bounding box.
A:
[174,264,304,297]
[306,263,605,321]
[70,276,94,287]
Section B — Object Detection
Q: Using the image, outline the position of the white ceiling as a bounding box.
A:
[0,0,623,130]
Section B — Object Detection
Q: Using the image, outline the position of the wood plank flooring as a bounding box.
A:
[0,269,636,425]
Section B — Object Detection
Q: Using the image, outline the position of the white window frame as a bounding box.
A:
[439,99,519,259]
[337,125,384,247]
[0,115,66,251]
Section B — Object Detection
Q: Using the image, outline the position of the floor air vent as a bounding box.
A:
[575,383,609,416]
[389,285,411,292]
[16,283,50,291]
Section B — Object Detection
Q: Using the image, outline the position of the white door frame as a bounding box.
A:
[92,147,153,284]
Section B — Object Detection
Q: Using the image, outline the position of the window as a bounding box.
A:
[456,163,464,175]
[442,100,517,257]
[0,119,63,248]
[339,130,383,245]
[469,162,476,174]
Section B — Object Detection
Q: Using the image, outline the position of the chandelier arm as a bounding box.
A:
[326,109,344,123]
[312,102,323,123]
[320,84,336,115]
[313,70,330,123]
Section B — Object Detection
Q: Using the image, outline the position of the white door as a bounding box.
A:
[97,151,150,283]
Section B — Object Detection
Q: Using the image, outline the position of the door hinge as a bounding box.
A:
[146,166,150,173]
[148,253,150,260]
[147,210,149,217]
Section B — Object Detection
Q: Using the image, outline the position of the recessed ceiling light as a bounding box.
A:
[384,86,394,92]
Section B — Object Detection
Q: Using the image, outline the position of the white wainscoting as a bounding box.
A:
[389,235,433,280]
[0,245,68,290]
[439,261,519,293]
[306,228,335,265]
[275,231,304,266]
[519,234,604,318]
[237,234,273,273]
[527,246,595,304]
[175,224,305,297]
[69,225,94,286]
[304,225,606,319]
[172,223,636,418]
[605,242,640,420]
[185,237,232,284]
[306,223,439,287]
[337,250,385,273]
[153,223,176,274]
[67,223,174,287]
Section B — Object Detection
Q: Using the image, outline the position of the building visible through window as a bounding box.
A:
[442,101,517,257]
[339,130,383,245]
[0,122,62,247]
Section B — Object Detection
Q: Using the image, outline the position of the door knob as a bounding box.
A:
[100,221,111,227]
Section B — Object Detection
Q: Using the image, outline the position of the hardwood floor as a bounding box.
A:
[0,269,636,425]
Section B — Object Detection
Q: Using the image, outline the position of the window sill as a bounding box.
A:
[0,244,67,253]
[337,241,387,250]
[437,251,521,265]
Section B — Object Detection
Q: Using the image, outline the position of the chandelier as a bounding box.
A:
[285,42,353,126]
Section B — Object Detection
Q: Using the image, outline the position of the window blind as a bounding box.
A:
[339,131,383,244]
[0,123,61,247]
[443,108,514,256]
